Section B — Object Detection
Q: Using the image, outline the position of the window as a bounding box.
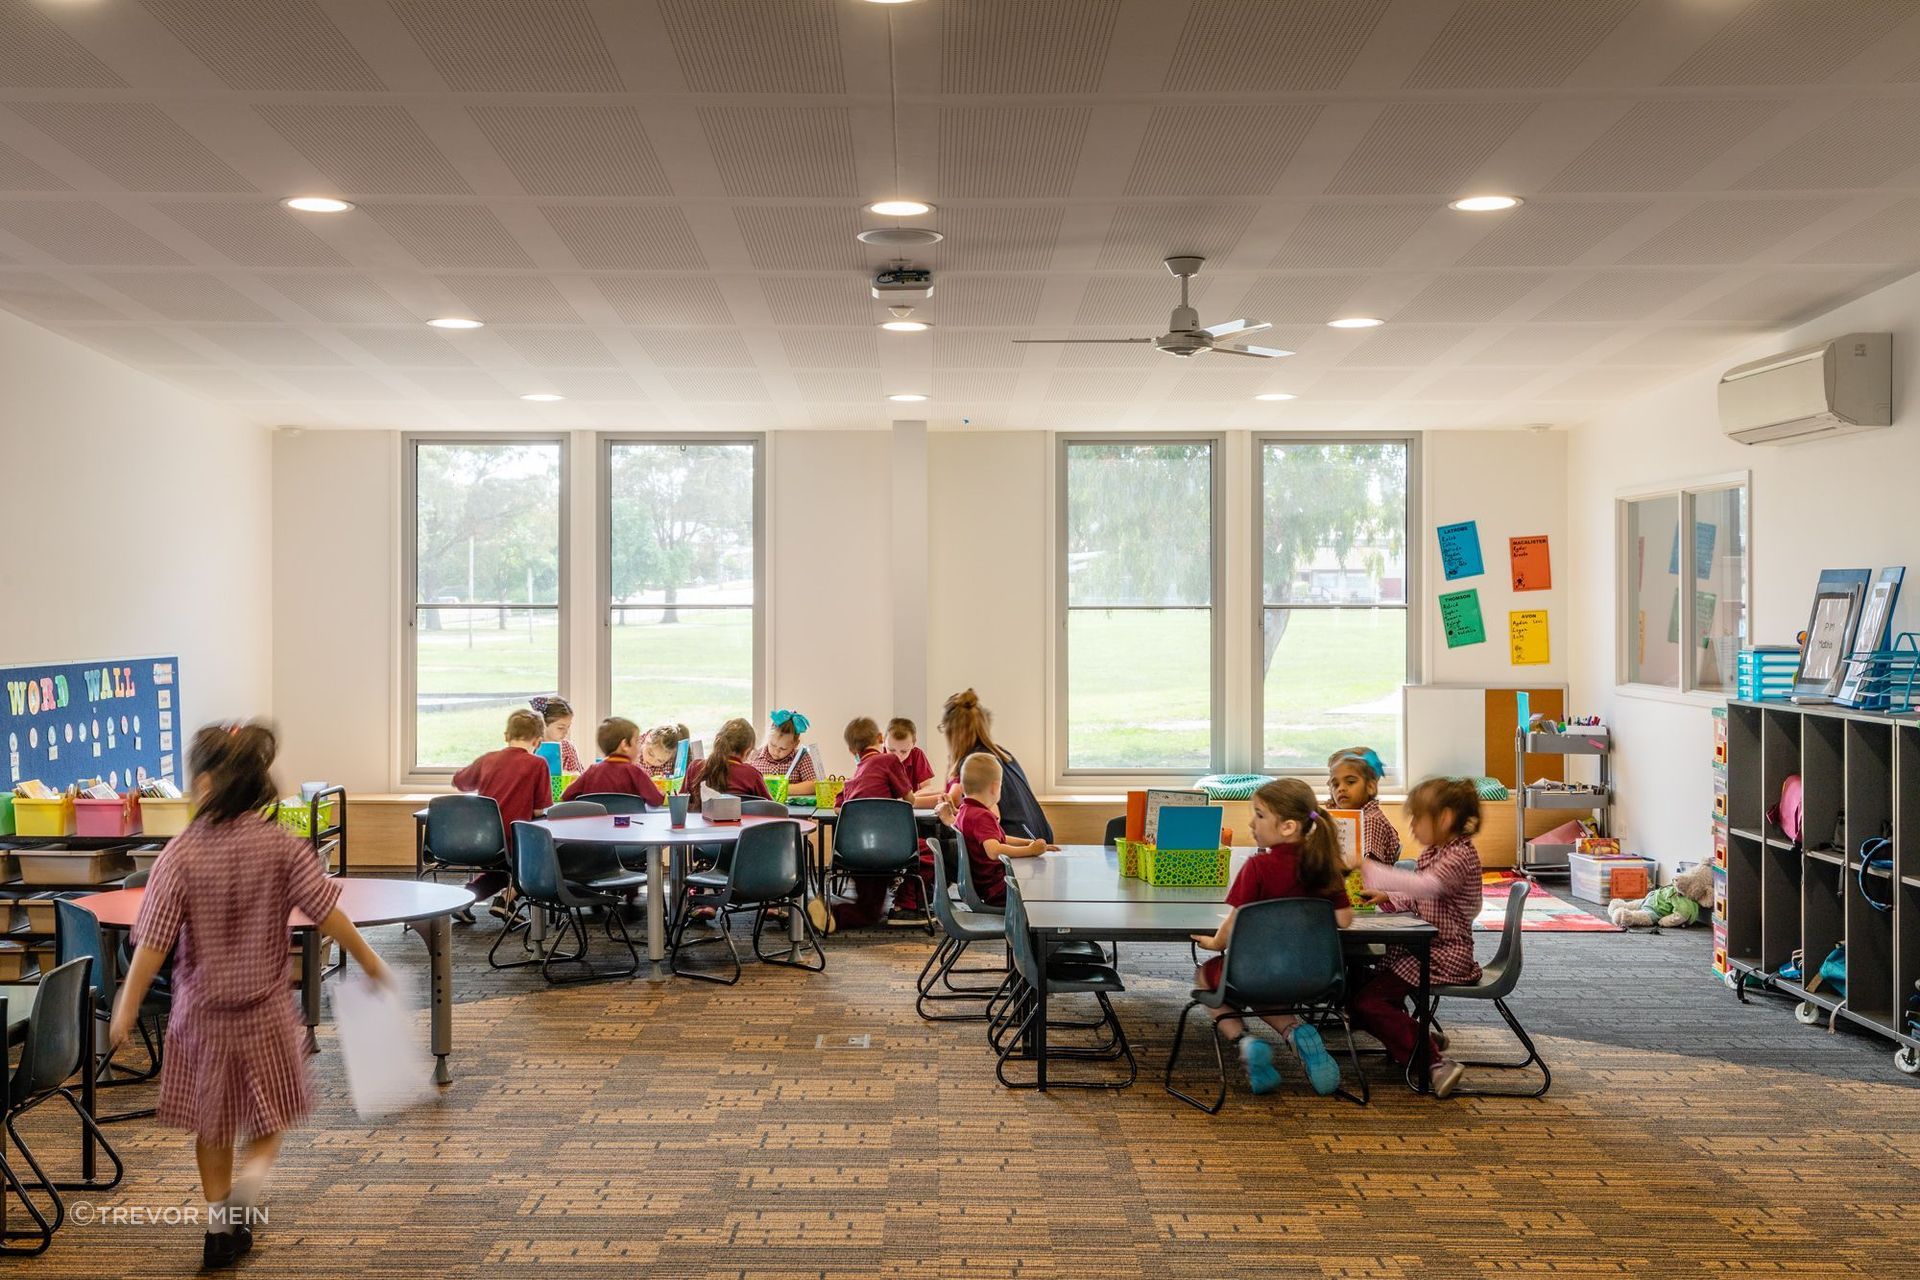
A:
[1059,439,1220,772]
[1258,439,1413,777]
[1619,478,1749,693]
[406,438,565,773]
[603,438,761,738]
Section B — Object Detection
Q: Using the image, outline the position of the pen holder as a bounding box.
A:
[767,775,790,805]
[815,777,845,808]
[668,793,689,828]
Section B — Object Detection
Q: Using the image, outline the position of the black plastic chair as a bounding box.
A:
[917,829,1012,1021]
[506,822,639,984]
[1164,897,1367,1113]
[419,794,507,884]
[54,901,164,1120]
[830,798,930,931]
[1430,881,1550,1097]
[1102,815,1126,847]
[993,878,1135,1090]
[2,958,124,1256]
[579,791,650,814]
[669,821,824,984]
[740,799,788,818]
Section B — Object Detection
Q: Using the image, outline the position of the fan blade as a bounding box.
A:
[1202,318,1271,339]
[1211,344,1295,359]
[1011,337,1155,344]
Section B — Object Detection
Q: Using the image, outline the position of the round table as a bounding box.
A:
[536,813,816,976]
[75,878,474,1085]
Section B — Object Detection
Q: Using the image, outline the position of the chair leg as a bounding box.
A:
[1448,998,1551,1098]
[1163,1001,1228,1114]
[1325,1011,1371,1108]
[34,1090,125,1192]
[0,1146,53,1256]
[486,896,542,970]
[670,898,742,985]
[4,1110,65,1233]
[996,990,1136,1090]
[915,935,955,996]
[915,938,998,1022]
[752,896,826,973]
[540,907,638,984]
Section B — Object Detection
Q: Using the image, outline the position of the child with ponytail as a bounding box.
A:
[109,723,391,1269]
[1352,775,1484,1098]
[1189,777,1354,1097]
[681,717,771,812]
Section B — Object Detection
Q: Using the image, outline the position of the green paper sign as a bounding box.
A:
[1439,588,1486,648]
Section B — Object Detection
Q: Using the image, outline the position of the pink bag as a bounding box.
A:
[1767,774,1803,844]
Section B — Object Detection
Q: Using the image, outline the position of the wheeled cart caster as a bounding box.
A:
[1794,1001,1821,1025]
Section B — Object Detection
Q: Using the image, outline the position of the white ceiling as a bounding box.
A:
[4,0,1920,432]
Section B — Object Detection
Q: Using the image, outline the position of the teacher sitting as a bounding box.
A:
[938,688,1054,843]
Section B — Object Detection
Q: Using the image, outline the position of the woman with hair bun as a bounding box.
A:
[936,688,1052,843]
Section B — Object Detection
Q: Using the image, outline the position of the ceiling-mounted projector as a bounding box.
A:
[872,266,932,301]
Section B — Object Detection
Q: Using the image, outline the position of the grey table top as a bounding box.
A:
[1022,898,1438,943]
[1008,844,1258,903]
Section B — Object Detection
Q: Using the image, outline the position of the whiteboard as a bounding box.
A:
[1403,686,1484,782]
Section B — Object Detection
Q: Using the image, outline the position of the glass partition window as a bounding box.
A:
[1259,440,1411,775]
[1619,480,1748,693]
[1061,440,1218,771]
[408,439,564,771]
[606,440,759,738]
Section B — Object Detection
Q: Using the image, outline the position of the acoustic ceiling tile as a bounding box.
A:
[1408,368,1525,401]
[159,202,347,268]
[698,107,859,199]
[1170,366,1281,399]
[0,201,185,266]
[1325,102,1536,196]
[1664,0,1912,86]
[1232,274,1369,325]
[436,274,583,325]
[545,370,645,401]
[733,206,861,271]
[938,108,1090,199]
[931,207,1063,272]
[467,104,671,198]
[759,274,869,325]
[10,103,254,193]
[1456,201,1652,268]
[933,331,1028,369]
[933,370,1021,401]
[780,329,880,369]
[68,327,212,365]
[1269,204,1435,270]
[1461,325,1623,365]
[1795,199,1920,264]
[271,367,405,401]
[1737,100,1920,190]
[157,367,281,400]
[139,0,384,91]
[403,369,512,401]
[196,327,346,366]
[0,140,71,193]
[1097,204,1259,269]
[389,0,622,92]
[793,370,882,402]
[941,0,1119,95]
[497,329,621,369]
[665,370,770,401]
[1055,339,1163,369]
[1682,269,1890,326]
[339,328,476,368]
[1123,106,1321,197]
[1043,369,1151,401]
[658,0,844,94]
[1163,0,1387,92]
[365,203,534,269]
[543,205,705,271]
[632,329,756,369]
[595,276,734,327]
[1403,0,1638,89]
[1530,270,1720,321]
[0,273,128,323]
[258,274,419,324]
[96,272,274,321]
[1599,327,1757,366]
[1335,327,1473,367]
[0,3,124,88]
[1540,367,1675,399]
[1074,274,1205,326]
[1620,198,1845,265]
[1544,100,1786,192]
[256,104,471,196]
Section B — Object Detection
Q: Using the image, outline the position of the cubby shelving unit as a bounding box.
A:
[1724,699,1920,1076]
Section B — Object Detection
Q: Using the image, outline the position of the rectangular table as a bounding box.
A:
[1009,846,1439,1093]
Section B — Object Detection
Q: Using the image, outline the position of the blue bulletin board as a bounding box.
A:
[2,655,182,792]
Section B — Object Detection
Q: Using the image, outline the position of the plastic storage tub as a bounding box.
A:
[75,793,140,838]
[17,848,133,885]
[1141,846,1232,887]
[140,797,192,837]
[0,793,12,836]
[1569,852,1657,902]
[0,942,36,982]
[12,796,74,837]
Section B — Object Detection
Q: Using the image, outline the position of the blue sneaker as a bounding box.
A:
[1288,1024,1340,1096]
[1239,1036,1282,1095]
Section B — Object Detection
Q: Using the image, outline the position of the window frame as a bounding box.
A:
[1052,433,1226,783]
[595,433,767,738]
[1614,471,1751,702]
[1252,432,1421,786]
[400,433,570,785]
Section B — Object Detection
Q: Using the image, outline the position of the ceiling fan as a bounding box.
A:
[1015,256,1293,360]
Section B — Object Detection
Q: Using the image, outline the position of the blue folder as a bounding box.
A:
[534,741,563,777]
[1157,804,1224,851]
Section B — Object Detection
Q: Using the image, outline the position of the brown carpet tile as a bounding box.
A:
[11,914,1920,1278]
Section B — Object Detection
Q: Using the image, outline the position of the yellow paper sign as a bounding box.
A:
[1509,609,1550,665]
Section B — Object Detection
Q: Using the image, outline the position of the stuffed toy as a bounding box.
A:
[1609,862,1715,929]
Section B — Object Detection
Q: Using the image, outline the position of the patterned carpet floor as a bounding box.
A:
[14,902,1920,1278]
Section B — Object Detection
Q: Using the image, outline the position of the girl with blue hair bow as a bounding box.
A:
[746,708,818,795]
[1327,746,1401,866]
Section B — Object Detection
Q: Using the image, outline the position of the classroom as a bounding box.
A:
[3,1,1919,1274]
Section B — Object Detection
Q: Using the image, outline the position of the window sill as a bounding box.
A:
[1613,683,1728,710]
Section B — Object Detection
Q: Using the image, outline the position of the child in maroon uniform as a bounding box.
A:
[946,752,1049,907]
[639,722,688,780]
[886,717,943,805]
[1189,778,1354,1097]
[1328,746,1401,866]
[451,709,550,922]
[561,716,665,806]
[823,716,926,929]
[111,723,391,1269]
[1353,776,1483,1098]
[682,718,771,811]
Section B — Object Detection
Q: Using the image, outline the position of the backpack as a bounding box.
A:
[1766,774,1803,846]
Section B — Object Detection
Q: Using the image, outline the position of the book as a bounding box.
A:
[1156,805,1223,852]
[1143,788,1205,844]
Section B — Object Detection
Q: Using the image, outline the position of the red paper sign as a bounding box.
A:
[1510,535,1551,591]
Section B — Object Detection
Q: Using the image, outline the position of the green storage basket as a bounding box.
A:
[275,797,337,838]
[1115,838,1145,879]
[767,775,790,805]
[0,793,12,837]
[1141,845,1231,887]
[551,773,578,805]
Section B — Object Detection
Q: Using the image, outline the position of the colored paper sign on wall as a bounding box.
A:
[1438,588,1487,648]
[1509,610,1550,666]
[0,655,181,790]
[1509,535,1551,591]
[1436,520,1484,580]
[1669,521,1717,577]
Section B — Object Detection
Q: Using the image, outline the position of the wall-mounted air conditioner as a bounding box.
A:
[1718,332,1891,445]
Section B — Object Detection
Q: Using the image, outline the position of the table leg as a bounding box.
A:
[80,991,97,1182]
[414,817,426,877]
[425,915,452,1086]
[646,844,668,977]
[1416,940,1433,1095]
[1034,931,1049,1092]
[301,932,321,1054]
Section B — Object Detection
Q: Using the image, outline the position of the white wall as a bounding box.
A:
[1566,268,1920,871]
[0,307,273,759]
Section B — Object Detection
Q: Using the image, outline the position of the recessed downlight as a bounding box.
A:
[887,393,928,402]
[426,316,484,330]
[281,195,354,213]
[856,226,942,247]
[520,393,563,402]
[1253,392,1297,401]
[880,319,931,332]
[1327,316,1385,329]
[1448,194,1523,212]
